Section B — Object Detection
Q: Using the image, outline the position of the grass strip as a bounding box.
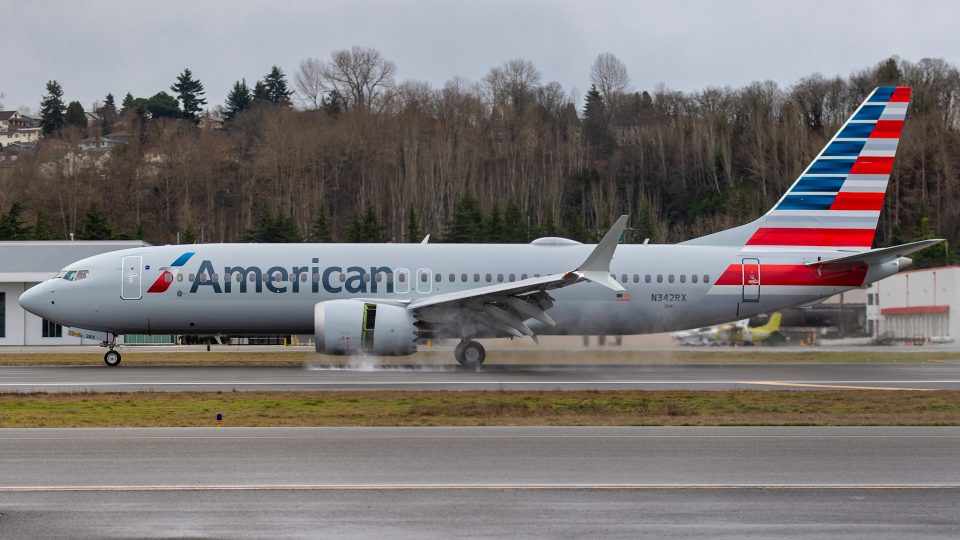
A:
[0,349,958,367]
[2,390,960,427]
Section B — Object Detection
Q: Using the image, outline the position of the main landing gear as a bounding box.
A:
[103,335,122,367]
[454,340,486,370]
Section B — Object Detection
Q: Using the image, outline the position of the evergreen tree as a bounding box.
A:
[583,85,612,155]
[121,92,135,114]
[876,58,902,85]
[0,202,30,240]
[485,204,504,242]
[310,210,332,242]
[911,215,949,267]
[39,80,66,135]
[262,66,293,106]
[171,68,207,122]
[347,208,385,242]
[224,79,253,121]
[32,209,54,240]
[79,208,113,240]
[100,93,117,134]
[245,211,301,242]
[503,201,527,243]
[65,101,87,129]
[406,207,422,242]
[252,80,271,104]
[145,92,181,119]
[445,195,485,242]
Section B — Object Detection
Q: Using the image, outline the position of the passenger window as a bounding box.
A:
[534,273,541,278]
[474,273,480,282]
[249,274,256,282]
[448,273,455,282]
[692,274,698,284]
[680,274,686,284]
[668,275,675,284]
[485,273,492,283]
[508,273,515,282]
[633,274,639,283]
[521,274,528,280]
[621,274,628,283]
[645,275,651,283]
[395,268,410,293]
[497,273,504,283]
[703,274,710,283]
[657,274,663,283]
[434,273,442,283]
[461,273,467,282]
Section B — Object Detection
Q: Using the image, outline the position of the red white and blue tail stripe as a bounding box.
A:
[747,86,911,250]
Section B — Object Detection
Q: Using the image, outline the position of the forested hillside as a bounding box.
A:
[0,54,957,265]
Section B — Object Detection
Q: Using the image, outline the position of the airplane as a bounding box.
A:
[18,85,942,368]
[672,312,783,346]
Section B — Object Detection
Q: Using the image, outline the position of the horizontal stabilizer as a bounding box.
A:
[807,239,944,267]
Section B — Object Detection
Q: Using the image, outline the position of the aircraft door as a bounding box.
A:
[121,255,143,300]
[741,257,760,303]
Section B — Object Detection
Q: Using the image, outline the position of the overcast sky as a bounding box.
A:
[1,0,956,112]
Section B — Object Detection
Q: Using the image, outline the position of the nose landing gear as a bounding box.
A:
[102,334,122,367]
[104,349,122,367]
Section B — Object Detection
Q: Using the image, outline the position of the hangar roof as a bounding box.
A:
[0,240,149,281]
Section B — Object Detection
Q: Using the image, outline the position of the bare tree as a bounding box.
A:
[590,52,630,101]
[295,57,326,110]
[484,59,542,107]
[319,46,396,111]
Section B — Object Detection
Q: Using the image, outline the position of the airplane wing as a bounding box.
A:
[407,216,629,340]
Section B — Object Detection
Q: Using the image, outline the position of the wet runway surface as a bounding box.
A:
[2,362,960,391]
[0,426,958,538]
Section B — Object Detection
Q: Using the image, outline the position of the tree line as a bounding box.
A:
[1,52,958,266]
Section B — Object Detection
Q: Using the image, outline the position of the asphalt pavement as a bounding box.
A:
[2,362,960,391]
[0,426,958,538]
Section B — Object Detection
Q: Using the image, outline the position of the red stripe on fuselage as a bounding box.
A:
[830,192,885,211]
[850,156,894,174]
[746,228,875,247]
[715,263,867,287]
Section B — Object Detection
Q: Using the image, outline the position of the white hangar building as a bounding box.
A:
[867,265,959,342]
[0,241,148,345]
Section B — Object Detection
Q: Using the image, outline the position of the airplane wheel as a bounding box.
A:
[104,350,122,367]
[455,341,486,370]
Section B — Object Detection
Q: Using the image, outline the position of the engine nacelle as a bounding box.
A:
[314,299,417,356]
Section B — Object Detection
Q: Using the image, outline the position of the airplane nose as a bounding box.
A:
[18,282,50,317]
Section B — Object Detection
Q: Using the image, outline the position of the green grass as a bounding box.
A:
[2,390,959,427]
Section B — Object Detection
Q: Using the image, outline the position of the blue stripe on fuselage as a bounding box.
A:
[171,252,195,267]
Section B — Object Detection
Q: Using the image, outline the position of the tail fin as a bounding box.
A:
[684,86,911,250]
[760,312,782,332]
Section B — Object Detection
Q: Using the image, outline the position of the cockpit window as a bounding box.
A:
[59,270,90,281]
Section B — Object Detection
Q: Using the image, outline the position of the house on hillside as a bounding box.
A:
[0,111,42,150]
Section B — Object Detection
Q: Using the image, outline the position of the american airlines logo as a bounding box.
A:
[149,254,398,295]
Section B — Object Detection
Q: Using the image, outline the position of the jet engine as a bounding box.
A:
[314,299,418,355]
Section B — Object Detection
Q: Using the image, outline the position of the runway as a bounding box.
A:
[0,427,958,538]
[2,362,960,392]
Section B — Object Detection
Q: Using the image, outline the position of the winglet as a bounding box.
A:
[572,215,628,291]
[420,234,430,244]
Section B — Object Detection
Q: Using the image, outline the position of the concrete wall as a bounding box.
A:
[868,267,960,339]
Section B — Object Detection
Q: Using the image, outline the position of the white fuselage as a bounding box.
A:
[18,242,886,338]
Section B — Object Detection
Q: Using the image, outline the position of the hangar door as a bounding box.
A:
[121,255,142,300]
